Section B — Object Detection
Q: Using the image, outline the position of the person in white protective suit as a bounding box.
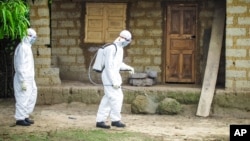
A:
[13,28,37,126]
[96,30,134,129]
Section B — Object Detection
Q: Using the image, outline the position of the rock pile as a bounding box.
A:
[128,71,157,86]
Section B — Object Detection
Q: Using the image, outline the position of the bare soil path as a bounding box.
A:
[0,100,249,140]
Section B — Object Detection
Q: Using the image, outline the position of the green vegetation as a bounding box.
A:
[0,0,30,98]
[158,98,182,115]
[0,129,158,141]
[0,0,30,40]
[167,91,200,104]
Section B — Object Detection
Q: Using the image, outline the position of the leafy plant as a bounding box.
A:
[0,0,30,40]
[0,0,52,98]
[0,0,30,98]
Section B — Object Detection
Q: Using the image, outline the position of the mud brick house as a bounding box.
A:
[29,0,250,92]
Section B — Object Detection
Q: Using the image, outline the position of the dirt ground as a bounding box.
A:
[0,99,250,141]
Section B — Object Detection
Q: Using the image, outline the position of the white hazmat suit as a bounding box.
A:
[13,28,37,126]
[96,30,134,129]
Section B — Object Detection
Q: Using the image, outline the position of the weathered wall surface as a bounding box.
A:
[51,0,84,81]
[226,0,250,90]
[29,0,61,85]
[51,0,218,85]
[30,0,250,90]
[128,1,163,81]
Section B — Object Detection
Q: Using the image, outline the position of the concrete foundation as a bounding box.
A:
[37,81,250,119]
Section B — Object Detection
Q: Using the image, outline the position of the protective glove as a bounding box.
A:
[112,84,121,89]
[128,66,134,75]
[21,81,27,91]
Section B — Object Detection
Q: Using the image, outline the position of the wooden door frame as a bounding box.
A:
[162,1,198,84]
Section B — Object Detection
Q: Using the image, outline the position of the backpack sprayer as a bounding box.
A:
[88,43,116,86]
[88,43,148,96]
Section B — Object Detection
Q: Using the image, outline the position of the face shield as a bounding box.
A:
[114,30,132,47]
[119,36,132,47]
[23,28,37,45]
[120,30,132,47]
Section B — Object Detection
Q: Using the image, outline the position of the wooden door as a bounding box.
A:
[165,4,197,83]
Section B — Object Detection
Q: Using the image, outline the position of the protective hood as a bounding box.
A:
[22,28,37,45]
[114,30,132,48]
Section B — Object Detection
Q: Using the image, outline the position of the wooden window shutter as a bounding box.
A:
[85,3,105,43]
[85,3,127,43]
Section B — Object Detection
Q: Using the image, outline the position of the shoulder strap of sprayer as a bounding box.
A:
[102,43,117,54]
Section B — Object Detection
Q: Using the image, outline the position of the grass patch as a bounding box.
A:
[167,92,200,104]
[0,129,158,141]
